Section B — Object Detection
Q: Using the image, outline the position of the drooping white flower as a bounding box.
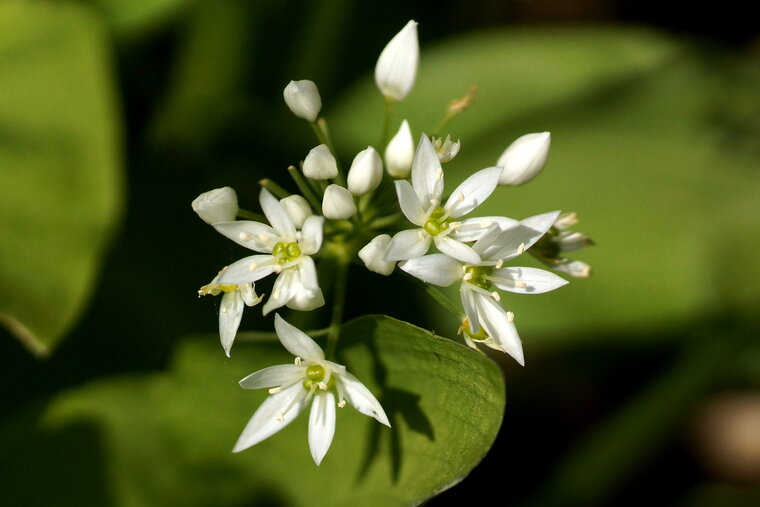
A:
[303,144,338,180]
[199,269,263,357]
[347,146,383,196]
[385,119,414,178]
[233,315,390,465]
[322,184,357,220]
[497,132,551,186]
[385,135,503,264]
[211,189,325,315]
[432,135,461,163]
[280,194,313,229]
[192,187,239,224]
[283,80,322,122]
[375,20,419,101]
[399,211,566,365]
[358,234,396,276]
[529,211,594,278]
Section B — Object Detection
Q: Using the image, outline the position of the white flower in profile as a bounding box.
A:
[399,211,566,365]
[233,315,390,465]
[192,187,239,224]
[385,135,503,264]
[359,234,396,276]
[303,144,338,180]
[283,80,322,122]
[385,119,414,178]
[375,20,419,101]
[347,146,383,196]
[432,135,461,163]
[211,189,325,315]
[322,184,357,220]
[198,269,263,357]
[497,132,551,186]
[530,212,594,278]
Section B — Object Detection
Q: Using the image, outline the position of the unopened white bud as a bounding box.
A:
[303,144,338,180]
[322,184,357,220]
[347,146,383,196]
[432,135,461,163]
[280,195,312,229]
[554,211,579,230]
[191,187,238,224]
[385,119,414,178]
[283,80,322,122]
[497,132,551,186]
[375,20,419,101]
[359,234,396,276]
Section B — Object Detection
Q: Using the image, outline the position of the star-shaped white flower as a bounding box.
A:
[198,269,263,357]
[400,211,567,365]
[233,315,390,465]
[385,135,503,264]
[212,189,325,315]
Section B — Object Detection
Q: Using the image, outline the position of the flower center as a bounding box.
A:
[302,364,335,390]
[464,265,493,290]
[461,318,488,341]
[423,206,451,237]
[272,241,302,264]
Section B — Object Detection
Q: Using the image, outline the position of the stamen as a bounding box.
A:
[272,264,282,273]
[268,387,282,394]
[238,232,251,241]
[463,272,473,281]
[435,169,443,181]
[495,259,504,269]
[458,192,465,202]
[248,262,258,271]
[514,281,527,288]
[479,219,492,228]
[294,357,302,366]
[221,307,228,313]
[258,234,269,241]
[417,230,427,240]
[317,382,327,390]
[430,198,440,207]
[517,242,526,255]
[491,291,501,302]
[273,289,281,299]
[338,400,346,408]
[506,311,515,322]
[276,413,285,422]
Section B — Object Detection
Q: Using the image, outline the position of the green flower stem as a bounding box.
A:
[258,178,290,199]
[402,272,465,321]
[380,96,394,149]
[287,165,322,211]
[311,118,345,186]
[325,256,350,360]
[367,213,403,230]
[236,208,267,222]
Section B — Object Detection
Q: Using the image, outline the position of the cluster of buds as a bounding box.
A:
[193,20,593,465]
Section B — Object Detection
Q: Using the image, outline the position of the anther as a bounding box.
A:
[294,357,302,366]
[506,311,515,322]
[517,242,526,255]
[238,232,250,241]
[221,307,228,313]
[268,387,282,394]
[273,289,281,299]
[514,281,527,288]
[338,400,346,408]
[479,219,492,228]
[317,382,327,390]
[435,169,444,181]
[495,259,504,269]
[248,262,258,271]
[276,413,285,422]
[458,192,465,202]
[272,265,282,273]
[491,291,501,301]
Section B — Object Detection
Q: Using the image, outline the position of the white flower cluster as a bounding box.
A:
[193,20,593,465]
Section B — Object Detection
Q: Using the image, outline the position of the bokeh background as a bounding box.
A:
[1,0,759,505]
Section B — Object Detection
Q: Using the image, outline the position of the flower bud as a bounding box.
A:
[385,120,414,178]
[359,235,396,276]
[347,146,383,196]
[375,20,419,101]
[280,194,312,229]
[283,80,322,122]
[497,132,551,186]
[303,144,338,180]
[432,135,461,163]
[321,184,357,220]
[192,187,238,224]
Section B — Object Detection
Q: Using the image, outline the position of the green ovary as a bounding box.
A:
[423,206,451,237]
[272,241,302,264]
[464,265,493,290]
[302,364,335,390]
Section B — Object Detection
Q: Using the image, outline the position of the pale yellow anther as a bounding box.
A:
[258,234,269,241]
[517,242,526,255]
[417,230,426,240]
[238,232,250,241]
[458,192,465,202]
[273,265,282,273]
[221,307,228,313]
[515,281,527,288]
[273,289,281,300]
[491,291,501,302]
[463,272,473,281]
[276,413,285,422]
[248,262,258,271]
[430,198,440,207]
[317,382,328,390]
[449,221,461,229]
[495,259,504,269]
[435,169,444,181]
[338,400,346,408]
[506,311,515,322]
[294,357,302,366]
[268,387,282,394]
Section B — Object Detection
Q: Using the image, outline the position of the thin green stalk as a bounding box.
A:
[402,271,464,321]
[325,257,349,359]
[258,178,290,199]
[236,208,266,222]
[380,96,394,149]
[287,165,322,211]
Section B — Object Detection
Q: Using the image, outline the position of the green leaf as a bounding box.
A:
[85,0,190,38]
[0,1,122,356]
[1,316,505,506]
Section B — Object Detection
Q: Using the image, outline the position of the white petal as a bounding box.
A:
[232,383,307,453]
[308,391,336,465]
[297,256,320,293]
[394,179,426,225]
[385,119,414,178]
[486,210,560,262]
[449,216,519,243]
[280,194,313,229]
[384,228,431,261]
[213,221,279,253]
[411,135,444,207]
[460,288,480,333]
[497,132,550,186]
[358,234,396,276]
[259,189,296,241]
[283,79,322,122]
[475,295,524,366]
[239,283,262,307]
[263,269,298,316]
[347,146,383,196]
[491,267,569,294]
[374,20,419,101]
[192,187,239,224]
[286,286,325,311]
[399,254,462,287]
[273,314,325,361]
[443,167,502,218]
[219,291,244,357]
[322,184,357,220]
[434,236,481,264]
[217,255,276,284]
[239,364,304,389]
[556,231,593,252]
[339,372,390,426]
[299,215,324,255]
[552,259,592,278]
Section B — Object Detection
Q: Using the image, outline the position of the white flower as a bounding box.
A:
[233,315,390,465]
[347,146,383,196]
[375,20,419,101]
[399,211,566,365]
[211,189,324,315]
[385,119,414,178]
[322,184,357,220]
[303,144,338,180]
[432,135,461,163]
[192,187,239,224]
[497,132,551,186]
[359,234,396,276]
[530,211,594,278]
[199,270,263,357]
[283,80,322,122]
[385,135,503,264]
[280,194,313,229]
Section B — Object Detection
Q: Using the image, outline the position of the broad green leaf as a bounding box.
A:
[85,0,190,38]
[0,1,122,355]
[1,316,505,506]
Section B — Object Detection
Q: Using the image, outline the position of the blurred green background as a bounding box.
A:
[1,0,759,505]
